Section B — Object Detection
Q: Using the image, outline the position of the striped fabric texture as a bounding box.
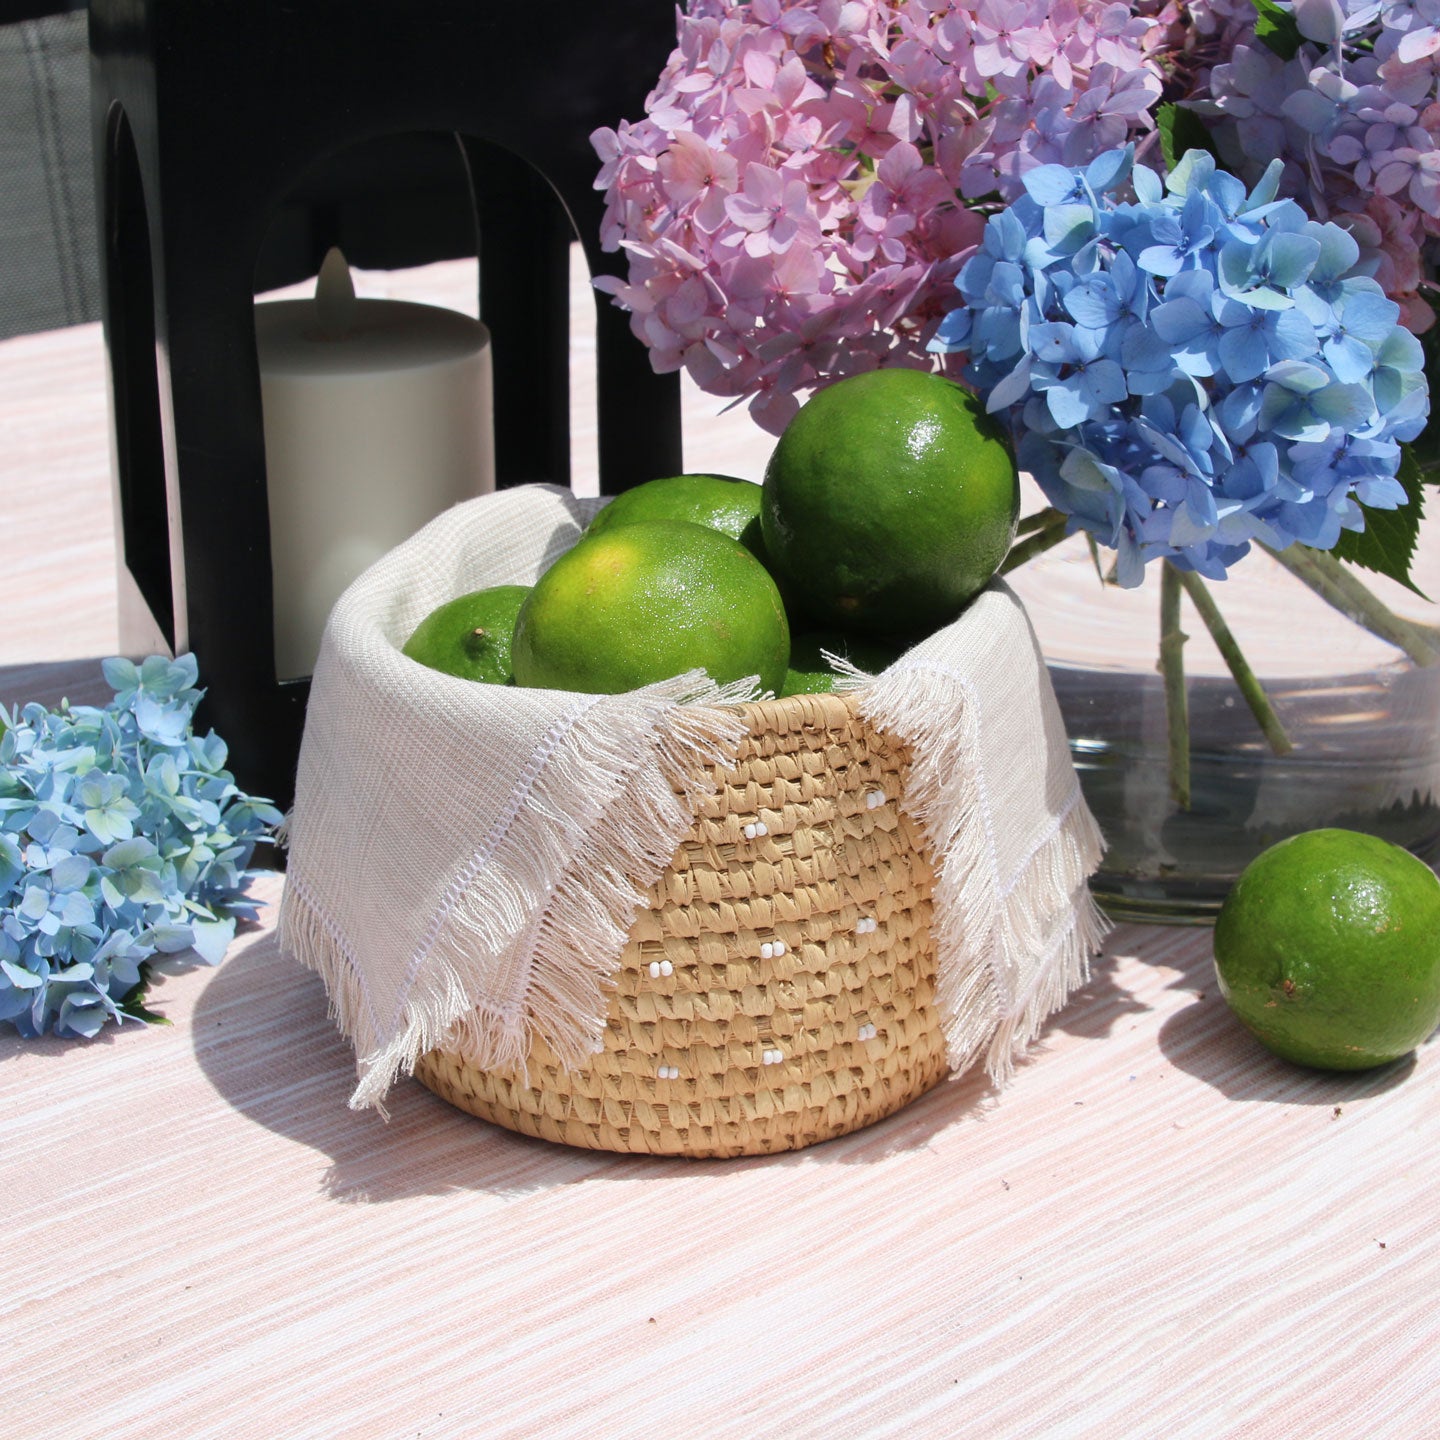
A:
[5,878,1437,1439]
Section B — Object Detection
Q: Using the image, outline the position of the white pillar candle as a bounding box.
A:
[256,248,494,680]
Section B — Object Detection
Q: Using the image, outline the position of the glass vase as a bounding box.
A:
[1007,504,1440,925]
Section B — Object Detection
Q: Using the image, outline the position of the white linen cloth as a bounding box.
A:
[278,484,1107,1109]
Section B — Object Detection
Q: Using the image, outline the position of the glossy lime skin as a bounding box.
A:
[511,519,790,696]
[780,630,909,696]
[761,369,1019,637]
[586,473,768,562]
[401,584,531,685]
[1213,829,1440,1071]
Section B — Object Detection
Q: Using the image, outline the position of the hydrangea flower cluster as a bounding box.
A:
[592,0,1177,431]
[0,656,281,1038]
[1190,0,1440,331]
[931,147,1429,584]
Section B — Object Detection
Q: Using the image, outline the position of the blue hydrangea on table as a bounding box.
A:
[0,655,281,1038]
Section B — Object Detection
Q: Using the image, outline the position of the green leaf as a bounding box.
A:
[1251,0,1304,60]
[1404,290,1440,476]
[1157,103,1221,173]
[116,962,171,1026]
[1331,448,1431,598]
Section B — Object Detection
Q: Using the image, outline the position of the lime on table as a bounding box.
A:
[401,584,530,684]
[1213,828,1440,1071]
[511,519,790,695]
[781,630,909,696]
[586,473,767,561]
[761,368,1018,637]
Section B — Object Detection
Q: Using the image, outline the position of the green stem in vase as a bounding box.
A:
[1000,513,1070,574]
[1013,506,1066,539]
[1159,561,1191,812]
[1260,542,1440,669]
[1313,551,1440,666]
[1174,569,1294,758]
[1085,532,1110,587]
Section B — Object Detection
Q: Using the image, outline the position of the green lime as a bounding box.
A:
[1213,828,1440,1071]
[511,519,790,695]
[761,368,1018,636]
[781,630,909,696]
[586,473,767,562]
[401,584,531,685]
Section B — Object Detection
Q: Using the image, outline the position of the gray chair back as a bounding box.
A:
[0,6,97,338]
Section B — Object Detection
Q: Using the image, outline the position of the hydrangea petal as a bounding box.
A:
[1168,501,1216,547]
[1219,325,1272,383]
[1341,290,1404,344]
[1042,203,1097,256]
[1150,297,1211,346]
[1023,164,1084,206]
[1132,164,1164,205]
[50,853,91,891]
[1324,332,1377,384]
[1082,359,1129,406]
[100,658,139,692]
[1065,280,1121,329]
[1353,475,1408,507]
[1376,326,1424,374]
[985,355,1035,411]
[1045,381,1095,428]
[1,958,43,990]
[190,916,237,966]
[1311,382,1376,428]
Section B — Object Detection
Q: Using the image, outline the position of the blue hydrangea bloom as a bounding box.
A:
[930,146,1429,585]
[0,655,281,1038]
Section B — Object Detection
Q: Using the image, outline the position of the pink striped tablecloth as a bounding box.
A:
[4,282,1439,1440]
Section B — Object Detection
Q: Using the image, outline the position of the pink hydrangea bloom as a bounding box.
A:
[592,0,1170,431]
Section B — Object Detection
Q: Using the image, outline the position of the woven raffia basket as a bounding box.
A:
[413,689,950,1158]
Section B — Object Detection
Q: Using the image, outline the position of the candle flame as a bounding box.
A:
[314,247,357,338]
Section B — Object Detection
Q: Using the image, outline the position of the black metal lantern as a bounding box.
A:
[90,0,682,811]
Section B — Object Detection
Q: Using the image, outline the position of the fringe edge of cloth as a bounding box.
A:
[858,660,1110,1086]
[279,676,751,1112]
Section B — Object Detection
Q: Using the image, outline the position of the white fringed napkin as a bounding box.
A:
[278,484,1108,1110]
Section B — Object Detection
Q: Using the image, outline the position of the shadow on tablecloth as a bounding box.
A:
[1158,987,1417,1104]
[1047,919,1418,1109]
[0,657,115,712]
[189,913,1025,1202]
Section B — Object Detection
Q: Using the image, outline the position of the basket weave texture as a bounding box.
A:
[414,690,950,1158]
